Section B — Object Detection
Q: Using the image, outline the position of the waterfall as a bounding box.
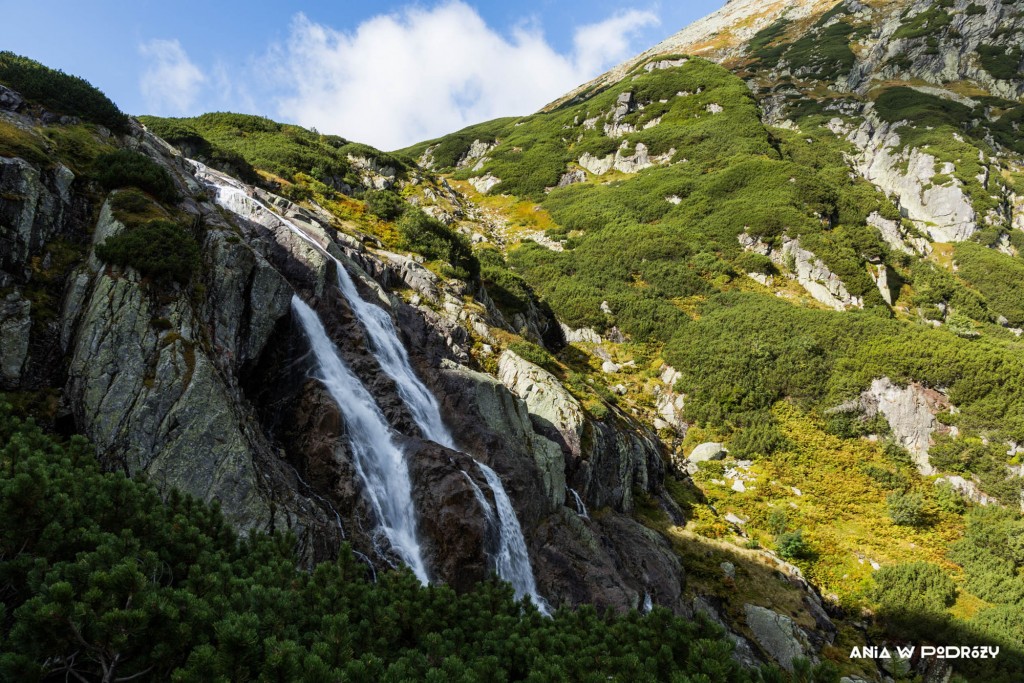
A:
[291,295,430,585]
[199,165,547,611]
[332,265,451,445]
[642,592,653,614]
[476,462,550,612]
[568,487,589,518]
[332,264,549,612]
[462,472,497,528]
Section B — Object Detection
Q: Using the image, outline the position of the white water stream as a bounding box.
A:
[198,164,547,610]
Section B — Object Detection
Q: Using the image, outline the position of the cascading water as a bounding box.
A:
[477,462,550,613]
[291,295,430,585]
[332,264,451,445]
[327,243,550,612]
[568,487,589,518]
[198,164,548,611]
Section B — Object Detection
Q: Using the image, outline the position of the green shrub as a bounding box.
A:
[396,208,478,279]
[0,403,775,683]
[776,529,812,559]
[887,491,926,527]
[94,150,178,203]
[507,340,558,373]
[977,44,1023,81]
[141,113,407,189]
[892,6,952,40]
[478,249,538,316]
[95,220,200,284]
[872,562,956,636]
[364,189,406,220]
[953,243,1024,327]
[932,480,966,514]
[0,51,129,132]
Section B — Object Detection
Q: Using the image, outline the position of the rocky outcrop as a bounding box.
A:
[0,289,31,387]
[456,139,495,170]
[859,377,953,474]
[437,361,567,513]
[579,142,676,176]
[848,114,977,243]
[497,350,586,459]
[743,604,816,673]
[407,438,495,591]
[347,154,398,190]
[469,173,501,193]
[0,156,77,280]
[739,233,863,310]
[866,211,930,256]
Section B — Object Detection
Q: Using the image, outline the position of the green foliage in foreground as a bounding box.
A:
[0,406,834,682]
[0,51,129,132]
[96,220,200,285]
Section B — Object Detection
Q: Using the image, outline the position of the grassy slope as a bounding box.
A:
[410,42,1024,678]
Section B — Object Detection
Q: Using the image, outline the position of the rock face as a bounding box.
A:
[860,377,953,474]
[743,604,816,673]
[848,114,977,243]
[739,234,863,310]
[0,156,77,280]
[498,350,585,463]
[866,211,930,256]
[579,142,675,176]
[0,289,31,386]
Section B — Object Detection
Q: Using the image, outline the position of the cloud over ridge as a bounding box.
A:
[270,2,658,149]
[139,39,206,115]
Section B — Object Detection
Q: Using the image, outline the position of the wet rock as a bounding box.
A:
[406,438,494,591]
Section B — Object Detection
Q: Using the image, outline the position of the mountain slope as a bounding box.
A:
[400,1,1024,680]
[3,0,1024,678]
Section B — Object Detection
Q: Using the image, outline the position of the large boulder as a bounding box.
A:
[860,377,953,474]
[743,604,815,672]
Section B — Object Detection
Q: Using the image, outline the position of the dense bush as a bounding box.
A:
[397,208,478,279]
[141,113,407,190]
[977,44,1023,81]
[0,405,806,682]
[94,150,178,203]
[872,562,956,636]
[95,220,200,285]
[953,243,1024,327]
[886,491,926,527]
[775,529,812,560]
[0,51,129,132]
[364,188,407,220]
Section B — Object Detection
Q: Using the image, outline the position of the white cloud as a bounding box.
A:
[139,39,207,115]
[271,2,658,150]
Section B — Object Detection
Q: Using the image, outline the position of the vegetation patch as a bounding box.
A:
[0,405,810,682]
[95,219,200,285]
[396,208,477,279]
[0,52,129,132]
[94,149,178,203]
[977,43,1023,81]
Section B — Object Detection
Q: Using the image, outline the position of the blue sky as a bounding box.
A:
[1,1,724,149]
